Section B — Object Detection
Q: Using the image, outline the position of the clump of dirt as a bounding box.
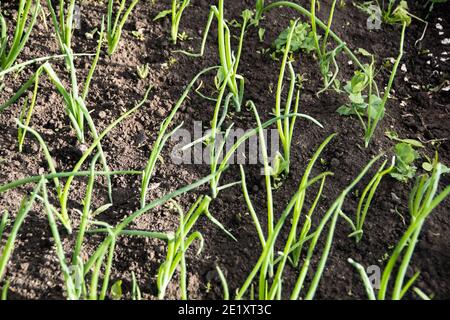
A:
[0,0,448,300]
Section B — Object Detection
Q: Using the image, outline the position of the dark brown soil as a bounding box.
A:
[0,0,449,300]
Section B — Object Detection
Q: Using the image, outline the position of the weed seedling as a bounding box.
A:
[356,1,427,45]
[0,0,40,71]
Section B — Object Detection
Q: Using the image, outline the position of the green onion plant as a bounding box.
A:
[273,20,323,177]
[2,21,105,144]
[0,24,116,230]
[204,93,319,198]
[176,1,253,112]
[216,265,229,300]
[107,0,139,55]
[363,22,406,147]
[0,180,43,283]
[46,0,77,52]
[157,197,208,299]
[0,52,94,80]
[154,0,190,45]
[16,119,62,196]
[131,271,141,300]
[349,159,450,300]
[255,0,264,24]
[81,170,224,293]
[34,153,167,300]
[1,279,9,300]
[0,0,40,72]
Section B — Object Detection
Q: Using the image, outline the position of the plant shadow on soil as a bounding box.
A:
[0,0,449,299]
